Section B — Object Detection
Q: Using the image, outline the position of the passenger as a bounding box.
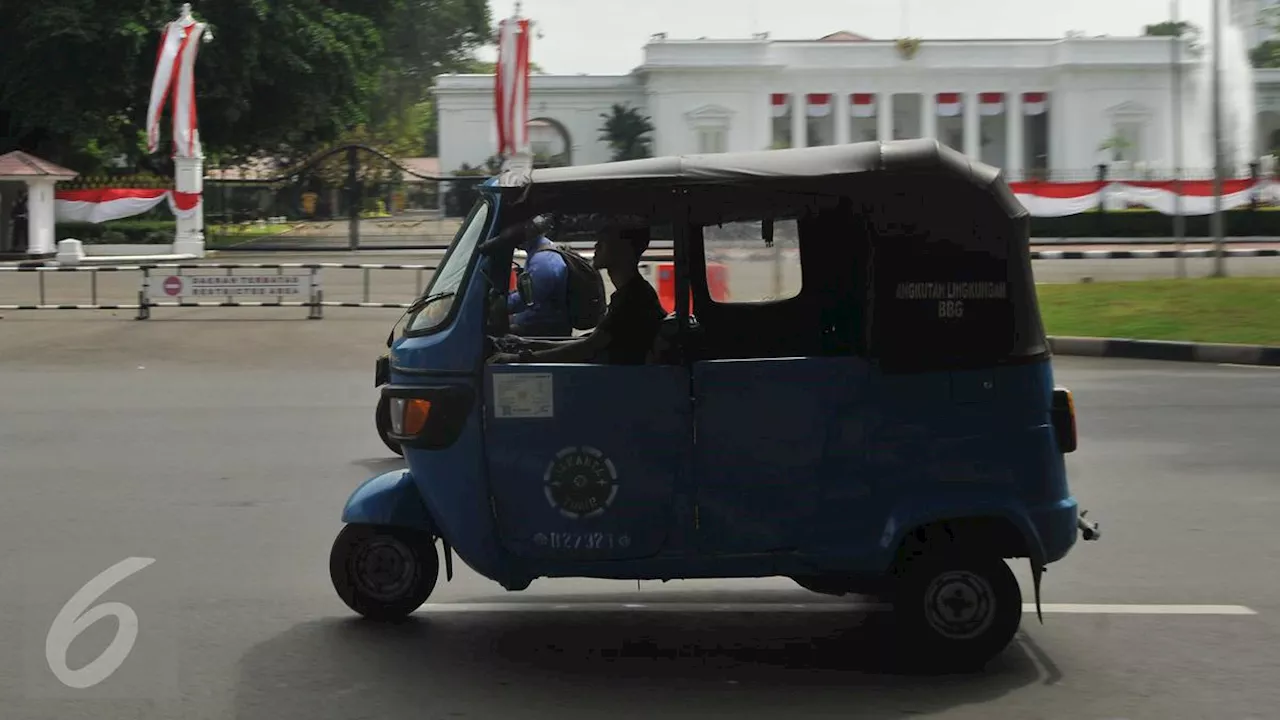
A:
[508,215,573,337]
[492,225,665,365]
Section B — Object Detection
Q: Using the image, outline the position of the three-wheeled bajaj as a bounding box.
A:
[331,138,1100,670]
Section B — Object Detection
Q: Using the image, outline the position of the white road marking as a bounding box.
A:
[416,602,1257,616]
[1218,363,1280,370]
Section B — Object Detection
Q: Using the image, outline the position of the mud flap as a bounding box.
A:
[1030,558,1045,624]
[443,538,454,582]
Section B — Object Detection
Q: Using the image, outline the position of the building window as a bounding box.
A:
[697,127,727,154]
[685,104,735,154]
[1111,121,1144,162]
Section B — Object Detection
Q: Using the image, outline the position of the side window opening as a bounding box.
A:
[700,217,803,305]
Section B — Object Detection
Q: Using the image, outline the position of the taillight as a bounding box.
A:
[1051,387,1078,453]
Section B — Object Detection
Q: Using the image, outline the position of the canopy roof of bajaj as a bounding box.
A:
[491,138,1026,221]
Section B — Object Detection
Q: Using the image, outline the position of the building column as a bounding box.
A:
[25,178,57,257]
[834,93,851,145]
[758,93,774,151]
[922,92,938,139]
[877,92,894,142]
[963,91,981,159]
[791,93,808,148]
[1006,90,1025,178]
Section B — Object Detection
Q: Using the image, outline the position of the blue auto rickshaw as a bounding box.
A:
[330,138,1100,669]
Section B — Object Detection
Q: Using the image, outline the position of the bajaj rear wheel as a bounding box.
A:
[375,394,404,457]
[330,524,438,621]
[891,553,1021,671]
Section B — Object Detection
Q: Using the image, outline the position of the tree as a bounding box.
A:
[1143,19,1203,56]
[1251,39,1280,68]
[598,104,655,162]
[0,0,489,172]
[1098,133,1134,162]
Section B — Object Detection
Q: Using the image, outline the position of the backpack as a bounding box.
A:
[536,244,606,330]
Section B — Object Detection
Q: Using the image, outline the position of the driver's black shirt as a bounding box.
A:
[595,275,666,365]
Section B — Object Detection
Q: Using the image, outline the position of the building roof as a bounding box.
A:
[0,151,78,179]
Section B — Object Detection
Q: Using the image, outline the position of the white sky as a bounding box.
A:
[477,0,1223,74]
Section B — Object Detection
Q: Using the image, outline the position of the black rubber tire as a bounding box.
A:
[375,395,404,457]
[890,554,1022,672]
[330,524,438,621]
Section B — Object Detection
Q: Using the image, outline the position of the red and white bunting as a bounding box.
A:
[494,16,532,157]
[55,189,202,224]
[146,15,207,157]
[806,94,832,118]
[851,93,876,118]
[936,92,962,117]
[1022,92,1048,116]
[979,92,1004,116]
[1008,179,1268,217]
[771,93,790,118]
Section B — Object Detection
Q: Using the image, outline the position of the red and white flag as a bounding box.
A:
[936,93,962,117]
[850,93,875,118]
[146,14,206,157]
[1022,92,1048,116]
[771,93,790,118]
[55,189,201,224]
[806,94,832,118]
[494,16,532,157]
[979,92,1004,116]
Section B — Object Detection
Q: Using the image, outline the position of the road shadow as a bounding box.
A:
[349,457,406,475]
[232,609,1049,719]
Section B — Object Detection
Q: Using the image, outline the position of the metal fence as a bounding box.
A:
[3,249,1278,319]
[203,144,488,252]
[0,263,436,319]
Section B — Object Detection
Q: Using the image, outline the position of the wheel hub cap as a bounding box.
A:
[924,570,996,640]
[354,536,416,601]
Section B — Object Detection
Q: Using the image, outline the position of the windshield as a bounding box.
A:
[405,198,492,334]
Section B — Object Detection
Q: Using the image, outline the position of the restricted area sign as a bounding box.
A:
[146,273,316,299]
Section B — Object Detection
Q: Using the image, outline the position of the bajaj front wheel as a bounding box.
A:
[330,524,438,621]
[375,395,404,457]
[891,554,1021,671]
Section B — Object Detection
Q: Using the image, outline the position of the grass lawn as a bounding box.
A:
[206,223,295,248]
[1037,277,1280,346]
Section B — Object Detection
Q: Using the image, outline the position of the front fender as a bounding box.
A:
[341,469,439,534]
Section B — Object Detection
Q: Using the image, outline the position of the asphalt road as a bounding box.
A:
[0,312,1278,719]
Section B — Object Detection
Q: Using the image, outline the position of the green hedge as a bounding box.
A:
[57,220,175,244]
[1031,208,1280,237]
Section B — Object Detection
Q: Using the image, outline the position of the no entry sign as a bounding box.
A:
[147,273,315,299]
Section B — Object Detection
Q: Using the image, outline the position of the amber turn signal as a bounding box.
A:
[390,398,432,437]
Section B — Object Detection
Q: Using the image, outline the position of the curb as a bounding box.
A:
[1048,336,1280,366]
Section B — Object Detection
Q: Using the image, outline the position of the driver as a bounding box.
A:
[491,224,664,365]
[507,215,573,337]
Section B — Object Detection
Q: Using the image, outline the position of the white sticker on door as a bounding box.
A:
[492,372,554,419]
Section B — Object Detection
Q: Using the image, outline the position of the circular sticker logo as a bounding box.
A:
[543,446,618,520]
[162,276,184,297]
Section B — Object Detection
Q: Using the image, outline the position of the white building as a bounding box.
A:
[435,30,1280,180]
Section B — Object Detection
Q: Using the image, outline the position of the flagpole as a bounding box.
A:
[1170,0,1186,278]
[1210,0,1227,277]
